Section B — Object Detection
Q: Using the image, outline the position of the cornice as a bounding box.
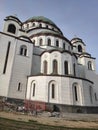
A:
[28,74,94,84]
[30,32,72,46]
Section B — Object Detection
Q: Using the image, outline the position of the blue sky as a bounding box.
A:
[0,0,98,72]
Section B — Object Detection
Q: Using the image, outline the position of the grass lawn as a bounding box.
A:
[0,117,96,130]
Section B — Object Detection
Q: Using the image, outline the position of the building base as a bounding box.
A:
[25,100,98,114]
[1,97,98,114]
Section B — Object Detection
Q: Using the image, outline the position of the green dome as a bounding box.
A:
[25,16,56,26]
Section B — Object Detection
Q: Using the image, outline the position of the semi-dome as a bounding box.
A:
[25,16,56,26]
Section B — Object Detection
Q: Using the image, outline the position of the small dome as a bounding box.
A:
[71,37,86,46]
[71,37,83,44]
[5,15,22,25]
[25,16,56,26]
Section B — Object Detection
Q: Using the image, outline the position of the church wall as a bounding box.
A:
[77,64,86,78]
[31,55,41,75]
[7,39,33,99]
[26,76,61,104]
[72,55,78,76]
[0,33,16,97]
[60,77,71,105]
[82,80,96,106]
[85,70,98,105]
[26,75,94,106]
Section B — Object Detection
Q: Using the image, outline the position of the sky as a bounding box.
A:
[0,0,98,72]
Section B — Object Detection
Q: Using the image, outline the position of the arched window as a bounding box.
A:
[88,61,92,70]
[72,83,79,102]
[46,25,48,28]
[39,38,43,46]
[51,83,55,99]
[74,86,78,101]
[32,83,36,97]
[63,43,65,50]
[20,45,27,56]
[78,45,82,52]
[89,86,93,103]
[30,81,36,98]
[64,61,68,75]
[17,82,22,91]
[43,60,48,74]
[32,23,35,26]
[7,24,16,34]
[53,60,58,74]
[48,81,57,102]
[47,38,51,46]
[56,40,59,47]
[39,23,42,27]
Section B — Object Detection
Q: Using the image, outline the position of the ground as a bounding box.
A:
[0,111,98,130]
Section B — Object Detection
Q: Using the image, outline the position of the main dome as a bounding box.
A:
[25,16,56,26]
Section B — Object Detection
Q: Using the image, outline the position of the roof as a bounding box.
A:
[25,16,56,26]
[5,15,22,25]
[71,37,86,46]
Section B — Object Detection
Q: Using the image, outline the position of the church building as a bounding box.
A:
[0,15,98,113]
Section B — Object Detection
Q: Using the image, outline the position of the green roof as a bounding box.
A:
[25,16,56,26]
[38,30,62,36]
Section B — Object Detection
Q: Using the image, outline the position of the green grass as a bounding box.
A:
[0,117,97,130]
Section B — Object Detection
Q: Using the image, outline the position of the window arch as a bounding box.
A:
[88,61,92,70]
[72,83,79,102]
[51,83,55,99]
[39,38,43,46]
[47,38,51,46]
[39,23,42,27]
[20,45,27,56]
[7,24,16,34]
[48,81,57,101]
[30,81,36,98]
[46,25,48,28]
[43,60,48,74]
[64,61,69,75]
[32,83,36,97]
[53,60,58,74]
[56,40,59,47]
[32,23,35,26]
[78,45,82,52]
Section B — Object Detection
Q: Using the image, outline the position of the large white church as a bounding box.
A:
[0,15,98,113]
